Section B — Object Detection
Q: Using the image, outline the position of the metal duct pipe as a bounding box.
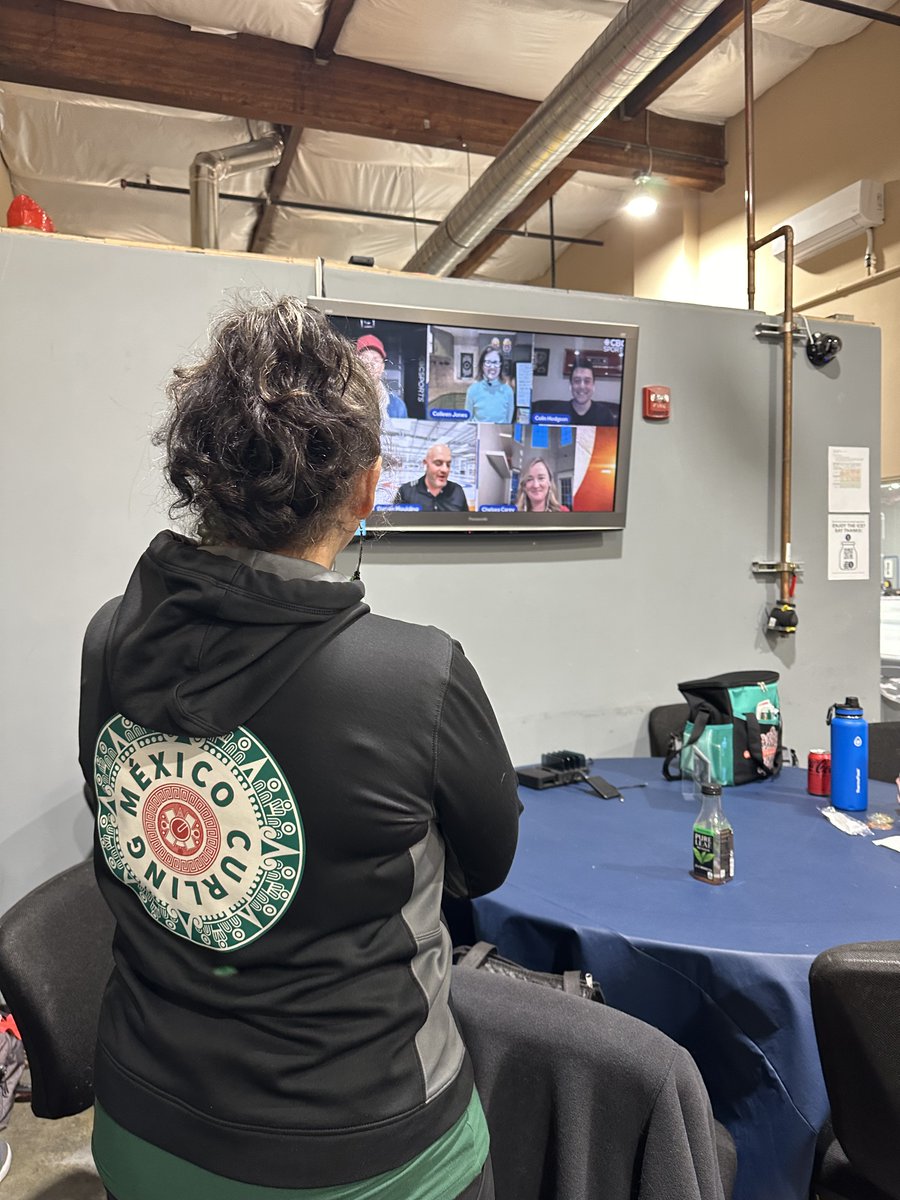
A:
[403,0,723,276]
[190,132,284,249]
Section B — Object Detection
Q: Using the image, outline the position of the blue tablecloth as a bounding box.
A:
[471,760,900,1200]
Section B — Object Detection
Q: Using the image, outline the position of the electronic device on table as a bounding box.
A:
[308,297,639,534]
[515,750,623,801]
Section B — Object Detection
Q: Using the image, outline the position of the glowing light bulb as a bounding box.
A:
[624,175,658,218]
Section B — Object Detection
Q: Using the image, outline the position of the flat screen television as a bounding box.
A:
[309,298,638,532]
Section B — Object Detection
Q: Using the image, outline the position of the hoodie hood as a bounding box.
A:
[105,531,369,736]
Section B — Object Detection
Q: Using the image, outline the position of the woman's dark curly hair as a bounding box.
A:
[156,296,381,553]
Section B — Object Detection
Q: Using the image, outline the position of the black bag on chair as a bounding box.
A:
[453,941,605,1003]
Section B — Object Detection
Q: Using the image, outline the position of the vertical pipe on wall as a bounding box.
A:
[549,195,557,289]
[743,0,756,310]
[744,0,795,607]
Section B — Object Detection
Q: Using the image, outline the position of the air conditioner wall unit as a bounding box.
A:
[773,179,883,264]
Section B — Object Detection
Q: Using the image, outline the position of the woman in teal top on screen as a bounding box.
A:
[466,347,514,423]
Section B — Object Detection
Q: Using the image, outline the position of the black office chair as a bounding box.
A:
[452,963,735,1200]
[867,722,900,784]
[809,941,900,1200]
[0,859,114,1118]
[648,702,689,757]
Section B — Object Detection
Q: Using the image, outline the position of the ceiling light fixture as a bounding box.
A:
[624,174,658,218]
[624,113,659,219]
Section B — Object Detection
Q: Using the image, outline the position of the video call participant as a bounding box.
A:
[515,457,570,513]
[395,443,469,511]
[532,363,620,427]
[356,333,408,418]
[465,347,515,423]
[80,299,518,1200]
[567,364,619,426]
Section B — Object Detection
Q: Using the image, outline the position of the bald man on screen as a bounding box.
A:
[395,444,469,512]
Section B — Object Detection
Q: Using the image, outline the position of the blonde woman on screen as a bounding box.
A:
[515,457,569,513]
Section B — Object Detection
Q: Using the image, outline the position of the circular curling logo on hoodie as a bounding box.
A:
[94,715,303,951]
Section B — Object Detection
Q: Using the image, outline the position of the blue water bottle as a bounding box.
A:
[827,697,868,812]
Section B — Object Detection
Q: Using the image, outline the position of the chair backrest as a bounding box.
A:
[810,941,900,1200]
[867,722,900,784]
[452,964,728,1200]
[0,859,114,1118]
[648,702,690,757]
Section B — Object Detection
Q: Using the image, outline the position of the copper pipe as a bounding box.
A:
[744,0,794,606]
[744,0,756,309]
[752,227,796,602]
[795,260,900,312]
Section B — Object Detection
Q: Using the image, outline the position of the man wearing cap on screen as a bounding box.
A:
[395,443,469,511]
[356,334,408,419]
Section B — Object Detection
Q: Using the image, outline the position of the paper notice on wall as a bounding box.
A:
[828,446,870,512]
[828,515,870,580]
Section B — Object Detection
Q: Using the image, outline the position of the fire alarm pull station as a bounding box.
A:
[643,386,671,420]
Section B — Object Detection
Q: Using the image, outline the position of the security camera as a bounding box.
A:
[806,331,842,367]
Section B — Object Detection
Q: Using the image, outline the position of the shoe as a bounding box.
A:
[0,1140,11,1183]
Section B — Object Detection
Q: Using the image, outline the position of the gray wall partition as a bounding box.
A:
[0,229,881,911]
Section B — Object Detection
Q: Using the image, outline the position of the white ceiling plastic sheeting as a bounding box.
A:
[71,0,329,43]
[0,0,890,278]
[267,131,630,280]
[651,0,897,121]
[0,84,274,251]
[337,0,626,103]
[281,132,494,222]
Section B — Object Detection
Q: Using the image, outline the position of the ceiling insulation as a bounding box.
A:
[0,0,893,280]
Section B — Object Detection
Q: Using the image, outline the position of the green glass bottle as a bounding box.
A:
[692,783,734,885]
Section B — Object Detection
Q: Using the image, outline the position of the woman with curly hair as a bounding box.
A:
[79,296,518,1200]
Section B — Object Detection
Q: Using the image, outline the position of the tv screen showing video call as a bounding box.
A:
[312,299,639,532]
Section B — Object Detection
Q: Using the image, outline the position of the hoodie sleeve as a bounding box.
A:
[434,641,521,899]
[78,597,122,812]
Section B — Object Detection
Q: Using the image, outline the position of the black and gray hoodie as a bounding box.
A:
[79,531,520,1188]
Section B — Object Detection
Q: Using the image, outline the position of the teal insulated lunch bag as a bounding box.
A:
[663,671,782,786]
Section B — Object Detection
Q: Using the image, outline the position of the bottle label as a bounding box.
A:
[692,826,734,883]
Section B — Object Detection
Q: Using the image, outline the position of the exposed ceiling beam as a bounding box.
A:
[248,124,304,253]
[800,0,900,24]
[0,0,726,191]
[621,0,769,117]
[450,168,577,278]
[313,0,357,63]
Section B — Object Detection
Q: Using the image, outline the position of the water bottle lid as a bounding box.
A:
[837,696,863,714]
[700,783,723,796]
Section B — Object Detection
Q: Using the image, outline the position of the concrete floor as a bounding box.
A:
[2,1103,104,1200]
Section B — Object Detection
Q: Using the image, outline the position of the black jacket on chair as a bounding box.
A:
[451,963,732,1200]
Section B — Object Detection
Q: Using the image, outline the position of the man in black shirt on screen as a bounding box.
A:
[395,443,469,511]
[532,365,620,427]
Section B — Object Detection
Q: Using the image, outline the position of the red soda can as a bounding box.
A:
[808,750,831,796]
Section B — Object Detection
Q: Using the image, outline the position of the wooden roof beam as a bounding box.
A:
[0,0,725,191]
[313,0,357,63]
